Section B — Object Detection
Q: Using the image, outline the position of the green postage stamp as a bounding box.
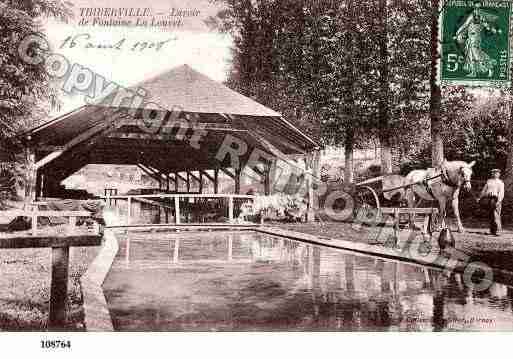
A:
[440,0,513,87]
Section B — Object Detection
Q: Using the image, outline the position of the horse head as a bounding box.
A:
[446,160,475,191]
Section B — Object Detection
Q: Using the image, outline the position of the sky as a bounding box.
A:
[43,0,233,115]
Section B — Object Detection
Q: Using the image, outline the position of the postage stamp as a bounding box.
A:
[440,0,513,87]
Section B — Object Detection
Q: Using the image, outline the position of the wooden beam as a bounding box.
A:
[264,164,271,196]
[118,120,248,132]
[36,145,65,152]
[214,169,219,194]
[176,172,187,182]
[235,167,241,195]
[137,164,163,184]
[35,109,128,169]
[188,171,201,183]
[0,234,101,249]
[220,167,235,179]
[200,170,214,183]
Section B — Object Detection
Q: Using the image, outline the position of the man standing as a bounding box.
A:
[477,169,504,236]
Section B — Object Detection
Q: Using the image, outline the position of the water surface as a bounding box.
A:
[103,231,513,331]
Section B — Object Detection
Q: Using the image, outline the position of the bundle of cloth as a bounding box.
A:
[7,199,105,231]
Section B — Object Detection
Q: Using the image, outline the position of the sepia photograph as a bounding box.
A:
[2,0,513,354]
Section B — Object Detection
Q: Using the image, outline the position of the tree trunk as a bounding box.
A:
[430,0,444,167]
[344,0,356,184]
[344,129,354,184]
[378,0,392,174]
[505,92,513,191]
[23,146,37,211]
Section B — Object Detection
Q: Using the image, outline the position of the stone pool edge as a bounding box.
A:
[80,229,119,332]
[256,226,513,283]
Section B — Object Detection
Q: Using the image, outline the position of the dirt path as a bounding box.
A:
[275,221,513,272]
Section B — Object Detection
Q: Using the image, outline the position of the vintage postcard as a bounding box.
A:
[2,0,513,353]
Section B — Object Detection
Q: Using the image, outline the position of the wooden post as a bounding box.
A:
[199,172,203,193]
[235,168,241,194]
[40,172,46,198]
[127,196,132,225]
[228,196,234,222]
[31,207,37,235]
[24,146,37,207]
[68,216,76,232]
[264,166,271,196]
[186,172,191,193]
[35,170,42,200]
[174,196,181,224]
[49,246,70,329]
[393,208,399,245]
[173,239,180,263]
[228,235,233,261]
[214,169,219,194]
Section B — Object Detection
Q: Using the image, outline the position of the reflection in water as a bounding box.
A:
[103,231,513,331]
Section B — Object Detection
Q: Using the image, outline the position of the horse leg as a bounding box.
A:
[438,196,447,231]
[406,189,418,230]
[452,193,465,233]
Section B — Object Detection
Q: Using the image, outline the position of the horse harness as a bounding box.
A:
[422,166,461,200]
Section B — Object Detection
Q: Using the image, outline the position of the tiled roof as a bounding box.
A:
[113,64,282,117]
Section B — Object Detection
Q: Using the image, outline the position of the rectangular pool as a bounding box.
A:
[102,230,513,331]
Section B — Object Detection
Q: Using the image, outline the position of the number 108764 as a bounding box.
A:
[41,340,71,349]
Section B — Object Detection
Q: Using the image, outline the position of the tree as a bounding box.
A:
[378,0,392,174]
[430,0,443,167]
[0,0,71,206]
[0,0,71,141]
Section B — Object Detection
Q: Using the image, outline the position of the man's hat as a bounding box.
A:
[491,169,501,174]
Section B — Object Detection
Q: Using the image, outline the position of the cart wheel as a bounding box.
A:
[354,185,381,223]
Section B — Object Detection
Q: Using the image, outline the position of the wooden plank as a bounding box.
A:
[105,223,259,230]
[48,246,69,329]
[0,235,102,249]
[99,193,256,200]
[1,210,93,217]
[380,208,438,214]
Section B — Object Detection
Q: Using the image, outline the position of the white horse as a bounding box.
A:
[383,159,475,233]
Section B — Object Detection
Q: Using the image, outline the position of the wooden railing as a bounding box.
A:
[0,209,103,329]
[2,209,95,235]
[101,193,257,225]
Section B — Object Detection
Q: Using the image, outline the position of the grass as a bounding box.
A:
[0,244,100,331]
